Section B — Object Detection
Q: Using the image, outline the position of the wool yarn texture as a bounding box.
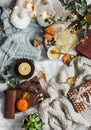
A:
[0,8,43,69]
[38,56,91,130]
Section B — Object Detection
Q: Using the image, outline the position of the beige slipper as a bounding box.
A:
[10,0,34,29]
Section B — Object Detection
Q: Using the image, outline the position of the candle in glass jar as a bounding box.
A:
[18,62,31,76]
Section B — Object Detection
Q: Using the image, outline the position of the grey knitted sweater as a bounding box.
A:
[0,8,44,69]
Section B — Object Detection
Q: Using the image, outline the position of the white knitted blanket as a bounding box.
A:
[0,56,91,130]
[38,56,91,130]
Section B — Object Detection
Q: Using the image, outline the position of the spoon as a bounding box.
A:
[50,50,76,57]
[50,50,61,54]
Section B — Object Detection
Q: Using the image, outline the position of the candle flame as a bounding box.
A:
[42,11,49,19]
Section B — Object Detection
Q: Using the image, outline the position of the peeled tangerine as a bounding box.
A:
[16,99,28,111]
[55,30,78,53]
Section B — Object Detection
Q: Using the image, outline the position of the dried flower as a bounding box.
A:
[43,34,53,40]
[62,54,72,65]
[44,27,55,36]
[66,77,77,85]
[44,27,56,40]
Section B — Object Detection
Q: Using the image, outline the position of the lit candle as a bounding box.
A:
[72,14,77,21]
[18,62,31,76]
[13,5,18,10]
[42,11,49,19]
[26,2,32,10]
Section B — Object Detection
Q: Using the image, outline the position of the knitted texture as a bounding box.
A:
[0,57,91,130]
[0,8,44,69]
[0,0,16,7]
[38,56,91,130]
[10,0,34,29]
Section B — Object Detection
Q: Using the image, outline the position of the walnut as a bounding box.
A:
[33,39,43,47]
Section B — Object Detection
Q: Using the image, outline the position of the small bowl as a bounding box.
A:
[14,59,35,79]
[47,46,61,60]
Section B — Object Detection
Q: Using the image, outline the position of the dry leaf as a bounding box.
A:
[62,54,72,65]
[44,27,56,40]
[44,27,56,36]
[33,39,43,47]
[38,71,47,83]
[43,34,53,41]
[62,53,76,65]
[66,77,77,85]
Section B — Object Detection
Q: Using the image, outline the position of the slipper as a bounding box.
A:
[10,0,34,29]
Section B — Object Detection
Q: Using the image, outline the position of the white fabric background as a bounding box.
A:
[0,0,91,130]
